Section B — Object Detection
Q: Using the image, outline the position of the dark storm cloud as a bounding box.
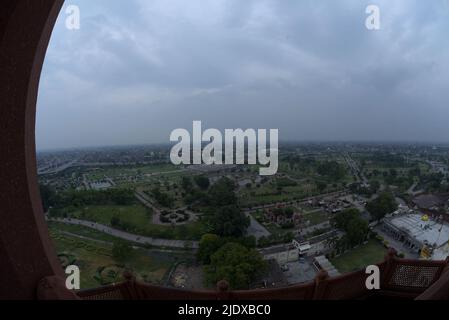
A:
[37,0,449,149]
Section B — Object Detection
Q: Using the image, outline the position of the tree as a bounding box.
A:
[198,234,258,264]
[184,190,206,205]
[370,180,381,193]
[208,205,250,237]
[334,208,360,231]
[112,240,133,262]
[334,208,369,246]
[317,182,327,193]
[389,168,398,178]
[204,242,266,289]
[366,192,397,220]
[208,177,237,206]
[110,215,121,227]
[151,187,174,208]
[39,183,56,212]
[197,234,223,264]
[194,175,210,190]
[409,166,421,178]
[317,161,346,180]
[181,176,193,191]
[51,188,135,208]
[345,218,369,246]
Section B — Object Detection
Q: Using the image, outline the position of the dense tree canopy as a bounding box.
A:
[151,187,174,208]
[39,184,57,212]
[49,188,135,209]
[366,192,397,220]
[271,207,294,218]
[345,217,369,245]
[208,205,250,238]
[197,234,222,264]
[207,177,237,206]
[334,208,360,230]
[334,208,369,246]
[317,161,346,180]
[197,234,257,264]
[204,242,266,289]
[194,175,210,190]
[181,176,193,191]
[112,240,133,262]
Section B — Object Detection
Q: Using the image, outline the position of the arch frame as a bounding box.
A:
[0,0,74,299]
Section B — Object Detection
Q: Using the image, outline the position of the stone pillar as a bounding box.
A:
[312,270,329,299]
[216,280,231,300]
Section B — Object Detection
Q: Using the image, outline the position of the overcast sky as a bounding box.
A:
[36,0,449,150]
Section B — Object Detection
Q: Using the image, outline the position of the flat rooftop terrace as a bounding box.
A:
[388,214,449,248]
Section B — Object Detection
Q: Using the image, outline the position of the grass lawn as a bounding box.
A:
[239,183,316,206]
[330,239,387,273]
[86,164,182,180]
[49,227,194,289]
[66,204,206,241]
[302,210,328,226]
[264,222,295,236]
[47,221,133,244]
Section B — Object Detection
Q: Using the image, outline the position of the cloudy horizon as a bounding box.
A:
[36,0,449,150]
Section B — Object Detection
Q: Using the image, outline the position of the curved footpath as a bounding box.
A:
[48,217,199,249]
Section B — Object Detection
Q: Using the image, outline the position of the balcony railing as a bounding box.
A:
[76,249,449,300]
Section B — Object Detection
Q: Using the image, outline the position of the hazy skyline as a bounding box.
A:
[36,0,449,150]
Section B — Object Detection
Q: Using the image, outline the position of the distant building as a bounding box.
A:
[412,194,448,211]
[259,244,299,264]
[292,229,343,257]
[186,164,236,173]
[263,207,301,226]
[89,180,113,190]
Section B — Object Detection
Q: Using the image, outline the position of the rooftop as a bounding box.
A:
[387,214,449,248]
[413,194,448,209]
[314,255,340,277]
[259,244,296,256]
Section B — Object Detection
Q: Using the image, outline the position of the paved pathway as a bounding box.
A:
[135,190,199,225]
[134,191,162,223]
[48,217,199,249]
[245,213,271,239]
[300,221,331,236]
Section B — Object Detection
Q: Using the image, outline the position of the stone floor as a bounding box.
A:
[282,258,318,285]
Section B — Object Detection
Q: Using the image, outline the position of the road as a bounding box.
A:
[134,190,162,222]
[406,180,423,196]
[344,153,368,185]
[300,221,331,236]
[48,217,199,249]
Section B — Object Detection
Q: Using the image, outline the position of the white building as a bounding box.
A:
[259,244,299,264]
[382,213,449,260]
